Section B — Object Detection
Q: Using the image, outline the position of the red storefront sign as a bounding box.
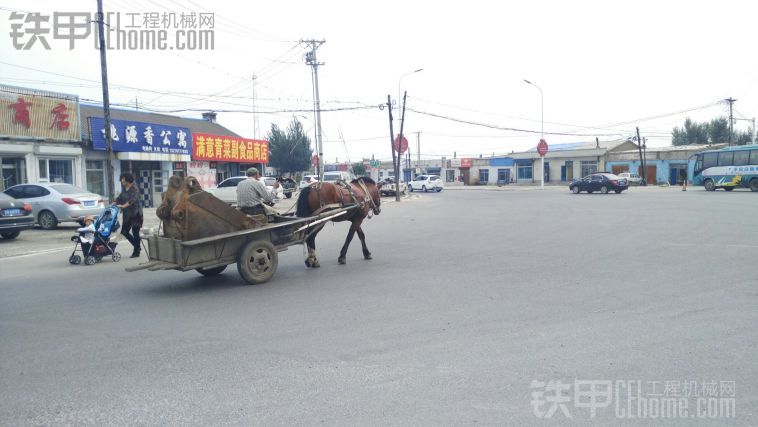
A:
[192,133,269,163]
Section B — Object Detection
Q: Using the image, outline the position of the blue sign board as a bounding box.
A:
[89,117,192,156]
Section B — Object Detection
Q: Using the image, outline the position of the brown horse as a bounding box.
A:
[296,178,382,267]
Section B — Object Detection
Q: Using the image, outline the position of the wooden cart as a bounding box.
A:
[126,185,355,284]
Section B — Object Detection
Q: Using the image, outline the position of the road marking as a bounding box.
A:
[0,246,70,260]
[662,242,758,249]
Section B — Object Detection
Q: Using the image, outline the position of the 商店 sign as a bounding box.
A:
[0,85,80,142]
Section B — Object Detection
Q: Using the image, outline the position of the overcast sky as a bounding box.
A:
[2,0,757,162]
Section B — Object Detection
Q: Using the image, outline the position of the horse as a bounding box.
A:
[295,177,382,267]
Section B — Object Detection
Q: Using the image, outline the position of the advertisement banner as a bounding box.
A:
[89,117,192,156]
[0,85,80,142]
[188,161,216,189]
[192,133,268,163]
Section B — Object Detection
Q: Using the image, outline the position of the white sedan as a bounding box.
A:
[206,176,282,205]
[408,175,444,192]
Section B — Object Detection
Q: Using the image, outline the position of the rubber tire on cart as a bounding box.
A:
[750,179,758,192]
[1,231,20,240]
[69,254,82,264]
[38,210,58,230]
[196,265,228,276]
[237,240,278,285]
[84,255,96,265]
[704,179,715,191]
[112,252,122,262]
[572,186,580,194]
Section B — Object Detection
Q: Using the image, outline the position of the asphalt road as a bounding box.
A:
[1,187,756,425]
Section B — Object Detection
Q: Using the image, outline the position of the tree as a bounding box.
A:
[267,117,313,176]
[708,117,729,144]
[672,118,709,145]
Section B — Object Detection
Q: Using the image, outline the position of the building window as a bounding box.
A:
[497,168,508,182]
[580,160,598,177]
[517,164,533,180]
[1,157,26,191]
[86,160,105,196]
[39,158,73,184]
[479,169,489,183]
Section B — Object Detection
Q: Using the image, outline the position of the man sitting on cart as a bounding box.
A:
[237,167,279,216]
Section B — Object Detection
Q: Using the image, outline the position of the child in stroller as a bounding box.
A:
[69,206,122,265]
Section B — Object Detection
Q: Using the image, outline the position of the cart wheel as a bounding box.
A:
[237,240,278,285]
[196,265,228,276]
[112,252,122,262]
[69,255,81,265]
[84,255,96,265]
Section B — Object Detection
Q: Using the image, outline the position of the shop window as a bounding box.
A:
[479,169,489,183]
[86,160,105,197]
[39,158,73,184]
[517,164,533,180]
[580,160,598,177]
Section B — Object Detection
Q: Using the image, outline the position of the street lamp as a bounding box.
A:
[523,79,544,189]
[398,68,424,181]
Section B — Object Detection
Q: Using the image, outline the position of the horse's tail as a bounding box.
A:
[296,186,312,217]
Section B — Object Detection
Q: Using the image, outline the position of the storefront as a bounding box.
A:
[192,132,268,185]
[0,85,82,190]
[88,116,192,207]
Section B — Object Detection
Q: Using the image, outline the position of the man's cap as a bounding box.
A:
[246,167,259,176]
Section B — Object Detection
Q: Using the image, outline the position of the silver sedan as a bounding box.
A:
[3,183,106,229]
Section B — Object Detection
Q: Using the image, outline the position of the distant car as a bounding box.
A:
[618,172,643,185]
[278,177,297,198]
[322,171,357,182]
[299,175,319,189]
[3,183,106,230]
[206,176,282,205]
[379,178,407,196]
[261,177,285,199]
[569,173,629,194]
[0,192,34,239]
[408,175,444,192]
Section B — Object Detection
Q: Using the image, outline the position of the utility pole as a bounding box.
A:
[302,39,325,180]
[724,97,737,146]
[394,91,408,201]
[96,0,115,201]
[416,131,421,177]
[386,95,397,197]
[636,127,646,186]
[252,74,260,140]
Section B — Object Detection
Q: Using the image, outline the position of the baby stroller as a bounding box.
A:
[68,206,122,265]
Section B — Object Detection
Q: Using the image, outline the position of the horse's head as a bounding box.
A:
[355,177,381,215]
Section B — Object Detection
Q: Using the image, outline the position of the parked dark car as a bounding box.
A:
[0,192,35,240]
[569,173,629,194]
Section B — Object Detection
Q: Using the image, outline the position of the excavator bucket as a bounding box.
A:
[156,175,254,241]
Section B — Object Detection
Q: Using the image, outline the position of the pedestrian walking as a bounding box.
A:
[114,172,143,258]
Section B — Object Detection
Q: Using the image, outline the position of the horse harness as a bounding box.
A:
[311,179,376,217]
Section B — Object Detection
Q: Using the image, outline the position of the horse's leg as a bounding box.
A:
[338,221,359,265]
[304,225,322,268]
[356,226,371,260]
